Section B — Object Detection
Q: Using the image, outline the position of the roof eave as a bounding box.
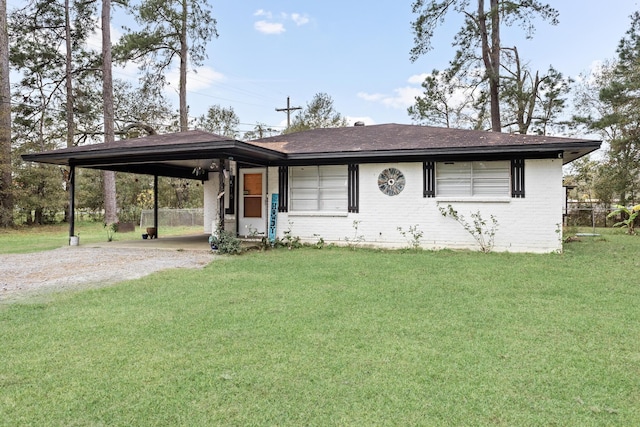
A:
[21,140,287,167]
[280,142,602,165]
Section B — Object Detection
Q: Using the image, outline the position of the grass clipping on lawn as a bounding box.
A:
[1,232,639,425]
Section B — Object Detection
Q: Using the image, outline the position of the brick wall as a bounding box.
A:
[268,158,564,253]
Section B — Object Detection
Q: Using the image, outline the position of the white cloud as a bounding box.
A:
[358,74,429,110]
[253,10,310,35]
[291,13,310,26]
[253,9,272,18]
[166,66,225,92]
[357,92,386,102]
[254,20,286,35]
[407,73,429,85]
[358,86,422,110]
[385,87,423,109]
[574,59,610,85]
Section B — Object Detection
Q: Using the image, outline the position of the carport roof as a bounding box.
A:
[21,130,286,179]
[21,124,601,179]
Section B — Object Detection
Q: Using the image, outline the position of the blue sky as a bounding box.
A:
[180,0,638,135]
[9,0,639,136]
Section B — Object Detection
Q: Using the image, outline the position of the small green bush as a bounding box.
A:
[209,230,242,255]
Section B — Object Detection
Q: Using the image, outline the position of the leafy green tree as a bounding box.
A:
[529,66,573,135]
[9,0,101,224]
[243,123,280,140]
[0,0,11,226]
[116,0,218,131]
[114,80,177,137]
[574,12,640,205]
[10,0,97,145]
[410,0,559,132]
[195,105,240,138]
[76,169,104,218]
[116,81,192,214]
[158,177,203,209]
[408,69,489,129]
[286,93,348,133]
[500,47,573,134]
[410,52,571,135]
[12,161,66,224]
[11,101,67,224]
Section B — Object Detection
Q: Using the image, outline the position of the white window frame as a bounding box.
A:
[289,165,348,212]
[435,161,510,198]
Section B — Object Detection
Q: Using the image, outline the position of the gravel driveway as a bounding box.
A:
[0,246,216,303]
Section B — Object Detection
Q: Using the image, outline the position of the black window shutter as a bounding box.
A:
[348,164,359,213]
[511,159,525,198]
[225,175,235,215]
[278,166,288,212]
[423,161,435,197]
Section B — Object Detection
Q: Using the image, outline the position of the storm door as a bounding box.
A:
[239,169,267,236]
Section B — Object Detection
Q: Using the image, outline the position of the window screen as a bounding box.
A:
[290,165,348,211]
[436,161,510,197]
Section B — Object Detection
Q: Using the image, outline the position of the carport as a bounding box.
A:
[21,130,285,242]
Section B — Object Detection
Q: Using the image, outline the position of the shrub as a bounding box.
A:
[439,204,498,253]
[607,204,640,235]
[397,225,424,251]
[209,230,242,255]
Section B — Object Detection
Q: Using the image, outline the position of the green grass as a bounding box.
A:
[1,228,639,425]
[0,221,203,254]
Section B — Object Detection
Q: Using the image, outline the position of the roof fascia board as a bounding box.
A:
[281,143,599,164]
[22,140,286,167]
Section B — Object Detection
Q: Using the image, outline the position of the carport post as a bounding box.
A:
[154,174,159,238]
[69,165,75,240]
[219,160,225,231]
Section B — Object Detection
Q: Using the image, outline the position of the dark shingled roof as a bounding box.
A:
[22,125,601,179]
[247,123,601,164]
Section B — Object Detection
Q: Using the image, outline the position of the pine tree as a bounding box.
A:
[115,0,218,131]
[286,93,348,133]
[410,0,559,132]
[0,0,12,226]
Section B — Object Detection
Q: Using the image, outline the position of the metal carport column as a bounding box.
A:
[68,165,75,243]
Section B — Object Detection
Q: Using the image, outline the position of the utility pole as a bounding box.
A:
[276,96,301,129]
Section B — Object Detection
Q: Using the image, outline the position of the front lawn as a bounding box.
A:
[1,230,639,425]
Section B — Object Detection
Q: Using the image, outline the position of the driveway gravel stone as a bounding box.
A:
[0,246,215,303]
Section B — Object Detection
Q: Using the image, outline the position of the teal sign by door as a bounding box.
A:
[268,194,278,243]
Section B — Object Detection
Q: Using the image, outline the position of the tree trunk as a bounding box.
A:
[34,207,43,225]
[477,0,501,132]
[65,0,75,148]
[102,0,118,224]
[0,0,13,227]
[489,0,500,132]
[179,0,188,132]
[63,0,75,223]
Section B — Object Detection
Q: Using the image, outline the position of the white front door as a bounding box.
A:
[239,169,267,236]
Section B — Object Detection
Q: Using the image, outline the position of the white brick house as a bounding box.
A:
[203,124,600,253]
[22,124,600,253]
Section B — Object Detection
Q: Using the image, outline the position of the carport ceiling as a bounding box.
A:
[21,130,287,180]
